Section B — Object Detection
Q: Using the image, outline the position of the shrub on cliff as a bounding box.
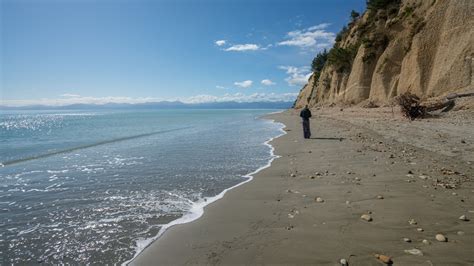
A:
[311,49,329,79]
[327,45,358,73]
[367,0,401,11]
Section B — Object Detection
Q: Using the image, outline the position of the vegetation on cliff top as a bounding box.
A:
[309,0,403,78]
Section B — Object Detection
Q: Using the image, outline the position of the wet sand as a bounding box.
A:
[132,107,474,265]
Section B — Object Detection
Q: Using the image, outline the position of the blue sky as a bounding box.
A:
[1,0,366,106]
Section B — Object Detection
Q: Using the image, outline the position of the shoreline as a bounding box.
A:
[125,113,287,265]
[131,107,474,265]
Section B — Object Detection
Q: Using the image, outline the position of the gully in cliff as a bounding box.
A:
[299,105,312,139]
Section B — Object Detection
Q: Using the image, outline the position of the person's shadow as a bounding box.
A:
[309,137,345,141]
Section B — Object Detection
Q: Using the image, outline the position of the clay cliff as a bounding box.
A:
[294,0,474,108]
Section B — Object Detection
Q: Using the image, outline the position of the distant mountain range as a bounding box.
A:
[0,101,293,110]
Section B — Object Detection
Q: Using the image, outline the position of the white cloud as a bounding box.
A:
[278,23,335,49]
[215,40,226,46]
[261,79,276,86]
[224,44,260,52]
[279,66,312,86]
[216,85,226,89]
[234,80,253,88]
[60,93,81,97]
[182,92,298,104]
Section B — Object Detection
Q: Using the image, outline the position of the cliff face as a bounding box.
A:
[294,0,474,108]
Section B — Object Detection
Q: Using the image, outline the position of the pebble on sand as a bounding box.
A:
[404,248,423,256]
[435,234,447,242]
[315,197,324,203]
[417,228,424,232]
[339,258,348,266]
[422,239,430,245]
[408,219,417,225]
[374,254,392,264]
[290,173,296,177]
[403,238,411,243]
[361,214,373,222]
[377,195,384,199]
[459,215,469,221]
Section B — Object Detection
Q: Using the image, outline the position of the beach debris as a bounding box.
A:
[377,195,384,199]
[404,248,423,256]
[422,239,430,245]
[340,258,349,266]
[396,92,468,120]
[360,214,373,222]
[435,234,447,242]
[374,254,392,264]
[315,197,324,203]
[417,228,424,232]
[408,219,417,225]
[459,215,469,221]
[403,238,411,243]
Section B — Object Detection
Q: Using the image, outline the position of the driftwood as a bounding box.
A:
[397,91,473,120]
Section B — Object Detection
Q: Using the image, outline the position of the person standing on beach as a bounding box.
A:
[299,105,312,139]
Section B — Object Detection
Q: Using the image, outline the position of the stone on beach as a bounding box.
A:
[403,238,411,243]
[459,215,469,221]
[417,228,424,232]
[315,197,324,203]
[377,195,384,199]
[404,248,423,256]
[408,219,417,225]
[339,258,348,265]
[290,173,296,177]
[435,234,447,242]
[422,239,430,245]
[374,254,392,264]
[360,214,372,222]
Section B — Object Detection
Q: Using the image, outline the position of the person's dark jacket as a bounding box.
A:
[300,108,312,120]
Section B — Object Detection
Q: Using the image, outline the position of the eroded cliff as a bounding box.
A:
[294,0,473,108]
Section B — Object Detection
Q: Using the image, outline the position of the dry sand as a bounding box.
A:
[132,107,473,265]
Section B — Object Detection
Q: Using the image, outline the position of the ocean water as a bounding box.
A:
[0,109,284,264]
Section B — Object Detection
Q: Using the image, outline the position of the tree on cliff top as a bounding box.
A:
[367,0,401,11]
[311,49,328,73]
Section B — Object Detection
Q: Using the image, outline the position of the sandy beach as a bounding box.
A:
[132,107,474,265]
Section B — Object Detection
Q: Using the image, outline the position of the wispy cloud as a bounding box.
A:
[261,79,276,86]
[279,66,312,86]
[60,93,81,97]
[277,23,335,49]
[216,85,226,89]
[224,44,261,52]
[234,80,253,88]
[215,40,226,46]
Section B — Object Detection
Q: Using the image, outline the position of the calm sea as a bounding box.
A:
[0,109,284,264]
